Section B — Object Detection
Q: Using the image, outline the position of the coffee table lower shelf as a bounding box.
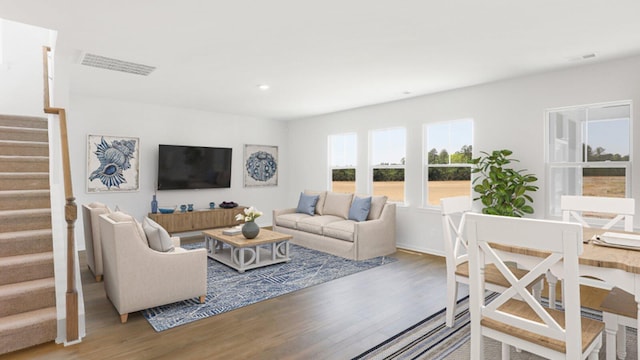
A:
[203,228,292,273]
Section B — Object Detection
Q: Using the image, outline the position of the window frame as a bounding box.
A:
[369,127,406,203]
[328,132,357,193]
[423,119,474,208]
[545,100,633,220]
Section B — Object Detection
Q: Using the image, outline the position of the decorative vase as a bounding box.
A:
[242,221,260,239]
[151,195,158,214]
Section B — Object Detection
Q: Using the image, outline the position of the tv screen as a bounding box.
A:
[157,144,232,190]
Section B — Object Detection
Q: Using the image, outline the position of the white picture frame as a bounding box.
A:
[243,144,278,187]
[87,134,140,192]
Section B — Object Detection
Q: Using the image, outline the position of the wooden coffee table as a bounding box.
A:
[202,228,292,273]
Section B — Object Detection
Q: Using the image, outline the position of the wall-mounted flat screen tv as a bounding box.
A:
[157,144,232,190]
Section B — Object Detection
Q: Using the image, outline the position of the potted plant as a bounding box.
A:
[471,149,539,217]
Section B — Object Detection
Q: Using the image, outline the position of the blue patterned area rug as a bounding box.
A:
[354,293,637,359]
[142,243,396,332]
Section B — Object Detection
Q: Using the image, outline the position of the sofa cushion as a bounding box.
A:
[323,220,356,242]
[143,217,175,252]
[304,190,327,215]
[349,196,371,222]
[107,211,148,246]
[322,192,353,219]
[297,215,343,235]
[368,195,388,220]
[275,213,312,229]
[296,192,319,215]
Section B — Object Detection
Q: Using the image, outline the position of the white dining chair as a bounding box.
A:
[600,287,636,360]
[466,213,604,360]
[440,196,542,328]
[561,195,636,359]
[561,195,634,232]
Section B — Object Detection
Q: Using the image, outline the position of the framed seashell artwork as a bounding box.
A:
[87,134,140,192]
[243,144,278,187]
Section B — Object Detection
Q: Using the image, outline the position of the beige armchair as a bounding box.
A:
[99,211,207,323]
[82,202,111,281]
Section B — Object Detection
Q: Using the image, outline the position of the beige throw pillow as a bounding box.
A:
[368,195,388,220]
[107,211,148,246]
[143,217,175,252]
[322,192,353,219]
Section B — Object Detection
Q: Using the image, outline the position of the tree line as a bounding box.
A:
[428,145,472,181]
[332,144,627,182]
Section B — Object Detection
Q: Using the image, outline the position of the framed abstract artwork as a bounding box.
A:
[243,144,278,187]
[87,135,140,192]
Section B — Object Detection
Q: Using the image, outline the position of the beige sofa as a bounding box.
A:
[272,191,396,260]
[99,211,207,323]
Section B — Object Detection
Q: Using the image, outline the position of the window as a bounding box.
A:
[370,127,406,202]
[424,119,473,206]
[546,101,631,218]
[329,133,357,193]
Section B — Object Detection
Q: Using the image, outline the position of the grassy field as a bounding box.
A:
[583,176,625,197]
[333,176,625,208]
[332,181,469,203]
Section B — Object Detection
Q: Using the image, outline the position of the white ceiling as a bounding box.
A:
[2,0,640,120]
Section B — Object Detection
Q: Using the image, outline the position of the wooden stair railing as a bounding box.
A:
[42,46,79,342]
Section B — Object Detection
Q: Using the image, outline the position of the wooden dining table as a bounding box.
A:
[492,227,640,357]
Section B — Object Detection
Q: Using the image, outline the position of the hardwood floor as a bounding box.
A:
[1,246,462,360]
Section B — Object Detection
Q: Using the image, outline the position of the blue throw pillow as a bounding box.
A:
[349,196,372,222]
[296,192,319,215]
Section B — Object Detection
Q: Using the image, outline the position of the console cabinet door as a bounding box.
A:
[149,207,246,234]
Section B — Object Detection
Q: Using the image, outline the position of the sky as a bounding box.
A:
[587,118,629,156]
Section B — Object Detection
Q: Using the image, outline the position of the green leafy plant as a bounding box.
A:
[471,149,539,217]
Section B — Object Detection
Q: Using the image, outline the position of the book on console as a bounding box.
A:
[222,227,242,236]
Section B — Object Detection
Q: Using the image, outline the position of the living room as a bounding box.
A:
[2,1,640,358]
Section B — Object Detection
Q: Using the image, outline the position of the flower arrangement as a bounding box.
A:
[235,206,263,222]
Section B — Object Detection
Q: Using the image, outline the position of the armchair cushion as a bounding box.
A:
[107,212,148,246]
[143,217,175,252]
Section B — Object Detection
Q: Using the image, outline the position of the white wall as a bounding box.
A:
[0,19,50,116]
[68,95,289,249]
[286,55,640,255]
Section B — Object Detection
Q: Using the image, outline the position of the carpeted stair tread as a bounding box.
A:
[0,278,54,297]
[0,251,53,267]
[0,307,56,354]
[0,140,48,156]
[0,252,54,285]
[0,306,56,331]
[0,278,55,317]
[0,208,51,233]
[0,115,47,129]
[0,172,49,191]
[0,126,48,142]
[0,190,51,211]
[0,229,53,257]
[0,155,49,172]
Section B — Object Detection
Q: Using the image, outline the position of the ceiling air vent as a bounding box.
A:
[79,53,156,76]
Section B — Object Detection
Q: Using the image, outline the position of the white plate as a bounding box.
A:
[599,232,640,247]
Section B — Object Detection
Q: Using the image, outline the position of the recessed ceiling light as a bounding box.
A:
[257,84,270,91]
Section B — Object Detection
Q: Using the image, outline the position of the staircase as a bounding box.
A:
[0,114,57,354]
